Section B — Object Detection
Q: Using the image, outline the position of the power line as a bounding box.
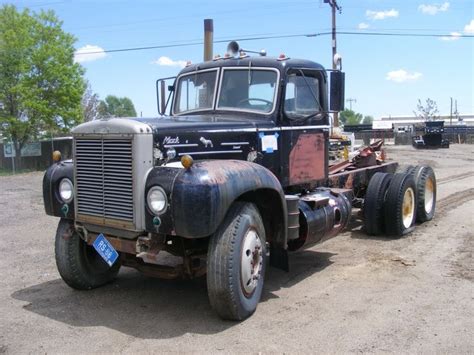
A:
[73,31,473,57]
[337,31,473,38]
[74,33,329,56]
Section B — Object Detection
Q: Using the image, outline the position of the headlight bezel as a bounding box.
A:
[146,186,168,215]
[58,178,74,203]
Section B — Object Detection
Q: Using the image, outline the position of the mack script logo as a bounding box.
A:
[163,136,180,145]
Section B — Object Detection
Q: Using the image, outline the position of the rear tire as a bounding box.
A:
[397,164,415,175]
[384,173,417,237]
[55,219,120,290]
[207,202,266,321]
[409,165,437,223]
[364,172,393,235]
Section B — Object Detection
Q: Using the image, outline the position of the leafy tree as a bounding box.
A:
[0,5,85,168]
[98,95,137,118]
[339,109,363,126]
[82,82,100,122]
[362,115,374,124]
[414,98,439,121]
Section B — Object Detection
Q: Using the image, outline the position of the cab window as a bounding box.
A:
[175,70,217,114]
[284,71,322,119]
[217,69,278,114]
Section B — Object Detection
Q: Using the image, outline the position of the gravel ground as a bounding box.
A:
[0,144,473,354]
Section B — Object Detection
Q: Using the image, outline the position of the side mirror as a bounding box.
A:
[330,71,345,112]
[159,80,166,115]
[156,77,176,116]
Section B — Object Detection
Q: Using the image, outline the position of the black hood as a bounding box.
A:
[132,114,275,134]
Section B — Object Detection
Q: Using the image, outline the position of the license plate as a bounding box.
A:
[93,234,119,267]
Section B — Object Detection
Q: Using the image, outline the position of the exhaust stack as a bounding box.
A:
[204,19,213,61]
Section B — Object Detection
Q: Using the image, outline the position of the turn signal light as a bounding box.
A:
[181,155,194,169]
[52,150,62,162]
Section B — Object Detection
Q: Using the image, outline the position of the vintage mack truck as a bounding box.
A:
[43,43,437,320]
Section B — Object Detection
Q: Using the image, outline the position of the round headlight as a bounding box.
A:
[59,178,74,203]
[147,186,167,215]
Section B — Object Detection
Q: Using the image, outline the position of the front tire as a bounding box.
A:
[55,219,120,290]
[207,202,266,321]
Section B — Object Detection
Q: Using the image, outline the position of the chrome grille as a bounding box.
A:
[75,138,134,222]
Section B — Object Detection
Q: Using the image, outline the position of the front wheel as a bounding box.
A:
[207,202,266,320]
[55,219,120,290]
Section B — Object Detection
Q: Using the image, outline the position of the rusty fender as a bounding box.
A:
[147,160,288,247]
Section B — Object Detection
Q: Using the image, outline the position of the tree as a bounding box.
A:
[339,109,363,126]
[82,82,100,122]
[362,115,374,124]
[98,95,137,118]
[414,98,439,121]
[0,5,85,168]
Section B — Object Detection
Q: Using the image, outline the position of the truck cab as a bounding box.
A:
[43,45,435,321]
[152,55,337,186]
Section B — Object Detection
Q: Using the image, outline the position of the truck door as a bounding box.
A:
[280,69,328,187]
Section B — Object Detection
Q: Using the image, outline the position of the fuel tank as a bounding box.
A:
[288,189,353,251]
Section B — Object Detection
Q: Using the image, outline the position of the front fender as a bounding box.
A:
[43,160,74,219]
[171,160,286,239]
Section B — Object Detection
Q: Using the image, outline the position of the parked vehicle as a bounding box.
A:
[413,121,450,148]
[43,42,437,320]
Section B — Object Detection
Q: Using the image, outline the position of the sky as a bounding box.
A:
[4,0,474,119]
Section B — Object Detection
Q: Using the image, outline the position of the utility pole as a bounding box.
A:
[346,98,357,111]
[324,0,341,127]
[450,97,453,125]
[454,100,459,121]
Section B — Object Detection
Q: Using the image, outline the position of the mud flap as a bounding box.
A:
[269,245,289,272]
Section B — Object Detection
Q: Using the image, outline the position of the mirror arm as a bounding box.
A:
[160,80,166,115]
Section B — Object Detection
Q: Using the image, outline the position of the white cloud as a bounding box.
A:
[440,32,461,41]
[418,2,450,15]
[464,19,474,34]
[151,56,187,68]
[386,69,422,83]
[74,45,106,63]
[358,22,370,29]
[366,9,399,20]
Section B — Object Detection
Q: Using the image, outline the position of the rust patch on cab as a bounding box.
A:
[289,133,325,185]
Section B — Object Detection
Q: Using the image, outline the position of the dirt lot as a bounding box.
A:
[0,145,473,354]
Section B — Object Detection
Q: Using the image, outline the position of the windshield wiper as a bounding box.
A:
[297,69,324,113]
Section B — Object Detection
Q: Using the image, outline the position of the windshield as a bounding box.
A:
[217,69,278,114]
[175,70,217,114]
[284,71,322,119]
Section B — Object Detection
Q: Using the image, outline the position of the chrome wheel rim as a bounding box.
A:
[424,177,435,214]
[240,229,263,297]
[402,187,415,229]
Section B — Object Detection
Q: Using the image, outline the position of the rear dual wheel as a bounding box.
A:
[363,172,393,235]
[384,173,417,237]
[364,172,417,237]
[408,165,437,223]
